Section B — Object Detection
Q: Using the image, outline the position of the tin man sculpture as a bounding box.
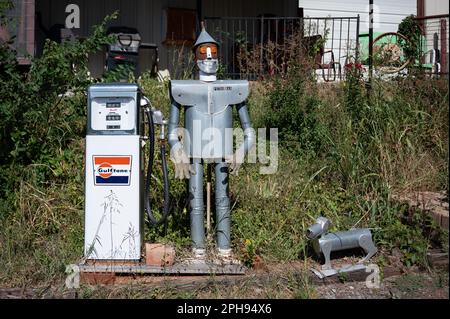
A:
[168,25,255,259]
[306,217,377,271]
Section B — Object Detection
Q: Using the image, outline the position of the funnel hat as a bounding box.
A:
[194,23,219,75]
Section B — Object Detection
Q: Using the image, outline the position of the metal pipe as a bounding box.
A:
[356,14,360,62]
[346,18,351,60]
[189,159,205,250]
[215,161,230,250]
[369,0,374,81]
[331,18,335,54]
[206,164,211,237]
[236,102,255,154]
[168,98,182,153]
[339,18,343,73]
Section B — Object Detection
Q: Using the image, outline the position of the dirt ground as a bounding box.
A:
[0,261,447,299]
[313,272,448,299]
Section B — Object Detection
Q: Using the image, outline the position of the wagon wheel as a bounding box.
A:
[372,32,413,74]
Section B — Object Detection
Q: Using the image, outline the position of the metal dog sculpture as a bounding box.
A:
[306,217,377,270]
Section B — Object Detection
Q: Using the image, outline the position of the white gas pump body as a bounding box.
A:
[84,84,143,260]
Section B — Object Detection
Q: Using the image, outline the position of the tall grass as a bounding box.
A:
[229,58,448,268]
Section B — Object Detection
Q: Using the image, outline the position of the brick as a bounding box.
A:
[80,272,116,285]
[145,243,176,267]
[253,255,268,271]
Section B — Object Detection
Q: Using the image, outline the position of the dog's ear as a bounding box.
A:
[322,218,331,233]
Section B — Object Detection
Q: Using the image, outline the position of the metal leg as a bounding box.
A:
[321,242,333,270]
[358,235,377,264]
[215,161,231,252]
[189,159,205,252]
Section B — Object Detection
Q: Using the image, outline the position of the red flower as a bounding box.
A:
[344,62,365,72]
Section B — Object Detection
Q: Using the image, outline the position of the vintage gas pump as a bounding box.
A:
[84,83,169,261]
[81,26,250,275]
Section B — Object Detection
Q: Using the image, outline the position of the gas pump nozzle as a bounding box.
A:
[159,120,167,141]
[141,97,166,132]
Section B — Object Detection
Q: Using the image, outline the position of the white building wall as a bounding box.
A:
[424,0,449,16]
[299,0,417,33]
[423,0,449,74]
[298,0,417,68]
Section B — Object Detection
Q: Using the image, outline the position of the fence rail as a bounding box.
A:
[204,16,360,80]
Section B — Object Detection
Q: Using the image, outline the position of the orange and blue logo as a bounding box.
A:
[93,156,132,186]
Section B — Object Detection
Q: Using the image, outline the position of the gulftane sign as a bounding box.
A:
[93,156,132,186]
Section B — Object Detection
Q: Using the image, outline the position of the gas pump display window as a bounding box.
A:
[91,97,135,131]
[106,102,121,108]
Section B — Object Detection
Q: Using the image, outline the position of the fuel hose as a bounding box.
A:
[144,107,171,225]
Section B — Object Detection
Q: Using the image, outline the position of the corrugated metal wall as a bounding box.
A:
[36,0,298,77]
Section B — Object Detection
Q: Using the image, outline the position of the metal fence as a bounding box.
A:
[416,14,449,75]
[204,16,360,80]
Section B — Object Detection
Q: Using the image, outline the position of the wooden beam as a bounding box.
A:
[417,0,425,34]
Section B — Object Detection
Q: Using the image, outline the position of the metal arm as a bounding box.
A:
[168,96,183,153]
[235,102,255,155]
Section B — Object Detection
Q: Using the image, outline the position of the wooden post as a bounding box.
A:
[206,163,211,237]
[440,18,448,74]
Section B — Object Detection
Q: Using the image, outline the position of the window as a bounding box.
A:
[163,8,197,46]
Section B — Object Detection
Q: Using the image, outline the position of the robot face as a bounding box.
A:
[195,44,218,60]
[195,43,219,75]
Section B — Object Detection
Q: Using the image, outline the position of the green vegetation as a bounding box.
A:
[0,9,448,297]
[398,15,423,62]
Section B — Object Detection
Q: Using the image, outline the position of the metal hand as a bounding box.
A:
[170,147,195,179]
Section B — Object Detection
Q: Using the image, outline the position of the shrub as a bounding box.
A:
[0,12,117,285]
[261,62,331,159]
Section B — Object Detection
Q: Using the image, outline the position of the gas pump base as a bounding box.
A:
[78,259,246,276]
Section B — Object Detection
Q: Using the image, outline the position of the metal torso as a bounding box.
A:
[315,228,373,253]
[170,80,249,160]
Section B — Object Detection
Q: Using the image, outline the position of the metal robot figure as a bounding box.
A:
[168,26,255,259]
[306,217,377,271]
